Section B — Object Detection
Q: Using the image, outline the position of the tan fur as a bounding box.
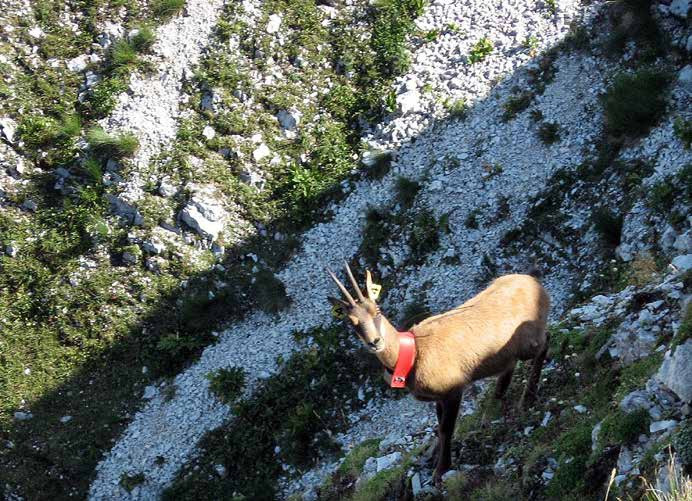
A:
[328,267,550,483]
[405,274,549,399]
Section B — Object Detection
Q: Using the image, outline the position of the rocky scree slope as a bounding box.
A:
[0,0,691,500]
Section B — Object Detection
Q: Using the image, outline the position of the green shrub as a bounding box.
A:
[395,176,421,207]
[502,92,532,121]
[151,0,185,20]
[592,207,623,247]
[350,464,407,501]
[445,98,468,119]
[86,127,139,158]
[464,209,480,229]
[537,121,560,144]
[468,36,493,64]
[409,208,440,263]
[120,473,145,492]
[673,117,692,149]
[86,77,128,118]
[206,367,246,403]
[599,409,650,448]
[250,268,290,314]
[130,26,156,52]
[338,439,381,478]
[109,39,138,68]
[361,208,391,266]
[602,69,670,138]
[673,420,692,467]
[546,421,593,497]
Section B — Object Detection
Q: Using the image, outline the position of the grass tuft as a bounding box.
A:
[86,127,140,158]
[537,121,560,145]
[468,36,493,64]
[151,0,186,20]
[206,367,246,404]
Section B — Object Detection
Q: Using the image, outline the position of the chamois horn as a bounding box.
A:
[344,261,366,303]
[327,267,356,306]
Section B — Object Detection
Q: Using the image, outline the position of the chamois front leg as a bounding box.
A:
[433,393,462,485]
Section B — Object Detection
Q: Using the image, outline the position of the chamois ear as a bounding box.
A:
[365,270,381,302]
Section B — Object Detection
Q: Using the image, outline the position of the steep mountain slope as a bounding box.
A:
[0,0,690,500]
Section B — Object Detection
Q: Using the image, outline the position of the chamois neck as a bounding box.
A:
[376,316,402,370]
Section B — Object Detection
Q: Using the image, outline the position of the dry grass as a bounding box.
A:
[606,452,692,501]
[641,453,692,501]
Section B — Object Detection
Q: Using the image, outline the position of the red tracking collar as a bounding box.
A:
[390,331,416,389]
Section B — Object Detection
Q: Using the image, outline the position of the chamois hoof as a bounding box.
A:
[432,470,445,486]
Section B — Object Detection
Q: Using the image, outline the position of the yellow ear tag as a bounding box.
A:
[369,283,382,300]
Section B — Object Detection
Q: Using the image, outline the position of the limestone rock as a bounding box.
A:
[670,0,691,18]
[397,90,421,115]
[179,184,226,240]
[655,340,692,402]
[0,117,17,144]
[678,66,692,95]
[277,108,302,130]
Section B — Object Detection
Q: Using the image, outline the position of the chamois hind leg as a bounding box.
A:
[433,392,462,485]
[494,362,516,400]
[423,401,444,464]
[520,333,549,409]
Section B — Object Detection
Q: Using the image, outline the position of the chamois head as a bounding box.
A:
[327,263,385,353]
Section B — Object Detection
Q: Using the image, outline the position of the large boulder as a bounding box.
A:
[655,340,692,403]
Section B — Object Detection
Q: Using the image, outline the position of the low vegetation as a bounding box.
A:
[468,36,493,64]
[602,69,670,139]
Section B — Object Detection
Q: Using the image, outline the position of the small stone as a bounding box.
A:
[678,66,692,95]
[252,143,271,162]
[142,385,157,400]
[649,420,678,433]
[397,90,421,114]
[122,251,139,265]
[441,469,461,482]
[669,0,691,18]
[23,368,30,376]
[411,473,422,496]
[266,14,282,34]
[655,340,692,402]
[376,451,402,472]
[541,411,552,427]
[202,126,216,140]
[5,244,18,257]
[21,199,37,212]
[277,108,302,130]
[0,117,18,143]
[67,54,89,72]
[672,254,692,272]
[617,446,633,474]
[158,180,177,197]
[141,239,165,255]
[28,26,44,38]
[574,405,587,414]
[214,464,226,477]
[14,411,33,421]
[60,415,72,424]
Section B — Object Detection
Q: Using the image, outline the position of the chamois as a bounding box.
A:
[327,263,550,483]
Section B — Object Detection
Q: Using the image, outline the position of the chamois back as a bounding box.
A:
[409,274,549,399]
